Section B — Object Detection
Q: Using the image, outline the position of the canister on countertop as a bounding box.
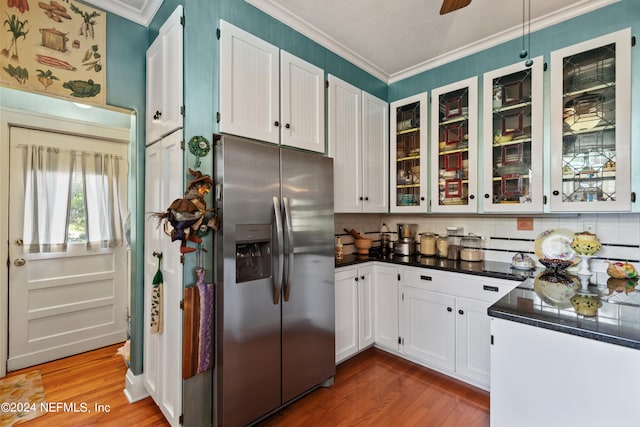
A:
[446,228,462,260]
[420,233,437,256]
[436,235,448,258]
[460,234,484,262]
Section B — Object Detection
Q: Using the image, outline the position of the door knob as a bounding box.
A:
[14,258,26,267]
[15,239,23,246]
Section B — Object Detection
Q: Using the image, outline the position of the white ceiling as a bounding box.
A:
[82,0,618,83]
[246,0,619,83]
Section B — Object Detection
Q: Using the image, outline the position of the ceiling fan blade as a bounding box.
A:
[440,0,472,15]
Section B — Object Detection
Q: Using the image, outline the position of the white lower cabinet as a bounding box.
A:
[491,318,640,427]
[373,265,400,352]
[401,286,456,371]
[335,263,518,390]
[335,264,375,364]
[399,266,517,390]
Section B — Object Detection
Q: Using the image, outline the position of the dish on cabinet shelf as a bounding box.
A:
[534,229,578,263]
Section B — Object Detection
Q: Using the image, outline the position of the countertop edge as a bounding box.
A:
[335,255,527,282]
[488,307,640,350]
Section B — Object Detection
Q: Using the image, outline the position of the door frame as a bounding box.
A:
[0,107,131,377]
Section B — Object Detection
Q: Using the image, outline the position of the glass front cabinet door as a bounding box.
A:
[390,93,428,212]
[550,29,631,212]
[430,77,478,213]
[482,58,544,213]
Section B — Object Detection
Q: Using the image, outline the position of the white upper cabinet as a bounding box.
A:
[390,93,428,213]
[549,29,632,212]
[219,20,280,144]
[430,77,478,213]
[328,75,388,213]
[280,51,325,152]
[361,92,389,212]
[146,5,183,145]
[482,58,544,213]
[219,21,325,153]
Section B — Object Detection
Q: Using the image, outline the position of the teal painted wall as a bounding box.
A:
[104,13,149,377]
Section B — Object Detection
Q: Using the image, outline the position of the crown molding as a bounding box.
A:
[247,0,619,84]
[83,0,163,27]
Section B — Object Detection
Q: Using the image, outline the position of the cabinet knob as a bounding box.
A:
[364,197,369,201]
[354,277,358,282]
[484,194,490,199]
[274,121,280,127]
[153,110,162,120]
[420,197,425,201]
[361,276,365,280]
[359,196,364,201]
[285,123,290,129]
[469,195,475,200]
[447,307,452,312]
[553,190,560,196]
[458,309,464,315]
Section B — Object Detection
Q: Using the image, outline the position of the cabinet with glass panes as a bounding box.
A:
[550,29,631,212]
[430,77,478,213]
[482,58,543,213]
[390,93,428,213]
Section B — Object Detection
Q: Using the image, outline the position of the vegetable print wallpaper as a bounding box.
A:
[0,0,106,104]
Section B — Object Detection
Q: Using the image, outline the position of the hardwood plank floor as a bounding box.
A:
[5,345,489,426]
[4,343,169,427]
[259,348,490,427]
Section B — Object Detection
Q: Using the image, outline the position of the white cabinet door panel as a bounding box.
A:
[280,51,324,153]
[402,287,455,371]
[455,297,491,386]
[335,268,358,364]
[374,265,398,351]
[362,92,389,213]
[328,76,362,212]
[220,20,279,144]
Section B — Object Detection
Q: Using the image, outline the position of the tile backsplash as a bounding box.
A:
[335,213,640,273]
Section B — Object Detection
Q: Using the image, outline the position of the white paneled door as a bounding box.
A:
[7,125,129,371]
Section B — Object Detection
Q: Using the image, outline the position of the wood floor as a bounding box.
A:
[259,348,490,426]
[5,345,489,426]
[5,343,169,427]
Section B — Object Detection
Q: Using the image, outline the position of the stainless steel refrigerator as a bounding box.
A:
[212,135,335,426]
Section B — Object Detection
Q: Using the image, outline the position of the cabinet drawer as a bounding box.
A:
[402,267,518,304]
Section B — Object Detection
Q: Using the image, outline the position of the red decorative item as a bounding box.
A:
[445,179,462,198]
[501,174,524,197]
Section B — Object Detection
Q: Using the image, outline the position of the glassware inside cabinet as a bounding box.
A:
[394,100,422,208]
[560,42,617,204]
[436,87,470,207]
[489,68,533,205]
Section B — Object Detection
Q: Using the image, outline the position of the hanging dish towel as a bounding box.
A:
[150,255,163,334]
[196,268,214,374]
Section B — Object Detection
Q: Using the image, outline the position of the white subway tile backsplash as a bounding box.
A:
[335,212,640,267]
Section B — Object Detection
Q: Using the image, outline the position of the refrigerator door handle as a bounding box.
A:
[272,196,284,305]
[283,196,294,302]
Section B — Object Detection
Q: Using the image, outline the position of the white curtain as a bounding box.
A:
[79,152,124,249]
[23,145,124,252]
[23,146,73,253]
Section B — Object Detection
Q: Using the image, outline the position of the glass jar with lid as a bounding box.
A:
[420,233,437,256]
[460,234,484,262]
[436,235,449,258]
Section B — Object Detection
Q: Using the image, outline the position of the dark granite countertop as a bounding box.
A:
[335,253,531,282]
[488,272,640,350]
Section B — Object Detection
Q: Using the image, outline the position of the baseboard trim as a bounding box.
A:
[124,369,149,403]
